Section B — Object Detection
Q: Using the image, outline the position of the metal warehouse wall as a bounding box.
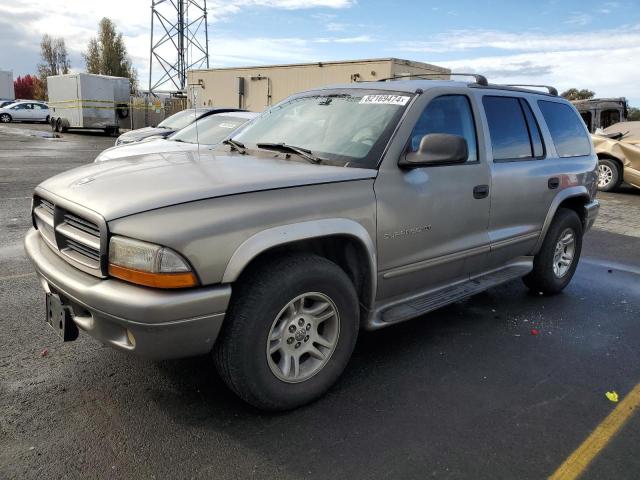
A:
[187,58,449,112]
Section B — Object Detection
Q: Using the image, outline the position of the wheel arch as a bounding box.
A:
[597,153,624,171]
[222,219,377,318]
[533,187,591,254]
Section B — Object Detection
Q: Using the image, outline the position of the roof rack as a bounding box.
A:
[380,72,489,86]
[503,84,558,96]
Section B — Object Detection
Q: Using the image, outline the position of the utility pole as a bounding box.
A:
[148,0,209,94]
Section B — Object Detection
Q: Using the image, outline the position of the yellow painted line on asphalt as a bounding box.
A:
[549,383,640,480]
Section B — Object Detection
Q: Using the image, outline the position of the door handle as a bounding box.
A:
[548,177,560,189]
[473,184,489,199]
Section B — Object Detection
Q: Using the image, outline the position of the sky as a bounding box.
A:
[1,0,639,104]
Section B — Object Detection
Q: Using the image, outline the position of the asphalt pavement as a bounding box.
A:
[1,123,639,479]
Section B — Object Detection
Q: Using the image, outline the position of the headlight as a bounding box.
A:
[108,236,197,289]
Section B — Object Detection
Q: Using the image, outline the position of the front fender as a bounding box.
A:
[222,218,377,307]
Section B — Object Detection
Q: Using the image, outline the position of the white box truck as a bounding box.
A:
[0,70,14,100]
[47,73,130,134]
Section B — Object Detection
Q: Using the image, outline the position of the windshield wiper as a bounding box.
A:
[223,138,246,154]
[256,142,324,164]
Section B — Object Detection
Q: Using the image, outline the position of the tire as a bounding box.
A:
[0,113,11,123]
[55,118,62,133]
[44,115,50,124]
[214,253,359,411]
[597,158,622,192]
[523,208,583,295]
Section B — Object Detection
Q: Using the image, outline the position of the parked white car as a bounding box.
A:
[96,111,258,162]
[0,101,50,123]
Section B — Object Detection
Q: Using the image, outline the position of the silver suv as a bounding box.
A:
[25,77,599,410]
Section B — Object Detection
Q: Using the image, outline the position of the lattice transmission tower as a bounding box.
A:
[148,0,210,93]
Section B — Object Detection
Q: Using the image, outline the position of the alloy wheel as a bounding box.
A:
[598,163,613,188]
[266,292,340,383]
[553,228,576,278]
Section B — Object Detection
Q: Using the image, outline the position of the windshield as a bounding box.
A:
[169,114,250,144]
[232,89,413,168]
[158,109,201,130]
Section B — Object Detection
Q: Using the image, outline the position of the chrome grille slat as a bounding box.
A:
[63,213,100,236]
[56,222,101,250]
[64,238,101,262]
[40,199,54,215]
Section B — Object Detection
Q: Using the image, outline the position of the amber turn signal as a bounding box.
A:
[109,264,198,289]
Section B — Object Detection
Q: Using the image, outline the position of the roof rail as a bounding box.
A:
[503,84,558,96]
[380,72,489,86]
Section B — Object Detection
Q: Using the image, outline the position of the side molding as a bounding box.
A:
[533,186,590,253]
[222,218,377,304]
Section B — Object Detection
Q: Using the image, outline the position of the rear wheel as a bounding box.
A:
[214,253,359,411]
[597,158,622,192]
[523,208,583,294]
[0,113,11,123]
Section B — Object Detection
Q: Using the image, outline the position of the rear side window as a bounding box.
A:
[521,101,544,157]
[483,96,543,161]
[538,100,592,157]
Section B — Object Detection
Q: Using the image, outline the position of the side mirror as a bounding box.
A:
[400,133,469,167]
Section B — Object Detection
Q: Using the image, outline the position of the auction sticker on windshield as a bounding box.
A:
[359,94,410,105]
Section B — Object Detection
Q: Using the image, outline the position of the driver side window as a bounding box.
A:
[409,95,478,162]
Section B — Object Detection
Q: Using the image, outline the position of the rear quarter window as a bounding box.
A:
[538,101,592,157]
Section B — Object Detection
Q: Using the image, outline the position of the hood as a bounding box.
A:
[592,134,640,170]
[96,138,202,161]
[117,127,174,143]
[37,150,377,221]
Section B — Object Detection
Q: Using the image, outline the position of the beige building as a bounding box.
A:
[187,58,450,112]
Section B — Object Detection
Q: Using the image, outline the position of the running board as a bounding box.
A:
[368,260,533,330]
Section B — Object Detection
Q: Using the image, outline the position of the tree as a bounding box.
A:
[561,88,595,101]
[628,107,640,121]
[83,18,138,93]
[38,34,71,78]
[36,34,71,99]
[13,74,45,100]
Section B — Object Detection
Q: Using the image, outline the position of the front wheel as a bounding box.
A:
[214,254,359,410]
[523,208,583,294]
[0,113,11,123]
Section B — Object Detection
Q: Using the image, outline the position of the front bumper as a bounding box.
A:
[24,228,231,360]
[584,199,600,232]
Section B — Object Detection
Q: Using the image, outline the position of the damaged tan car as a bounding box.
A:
[592,121,640,191]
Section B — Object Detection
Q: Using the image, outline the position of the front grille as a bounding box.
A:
[33,195,105,276]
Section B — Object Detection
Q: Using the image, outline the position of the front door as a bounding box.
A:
[11,103,30,121]
[374,92,491,302]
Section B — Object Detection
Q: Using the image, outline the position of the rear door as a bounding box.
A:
[31,103,47,121]
[481,94,554,268]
